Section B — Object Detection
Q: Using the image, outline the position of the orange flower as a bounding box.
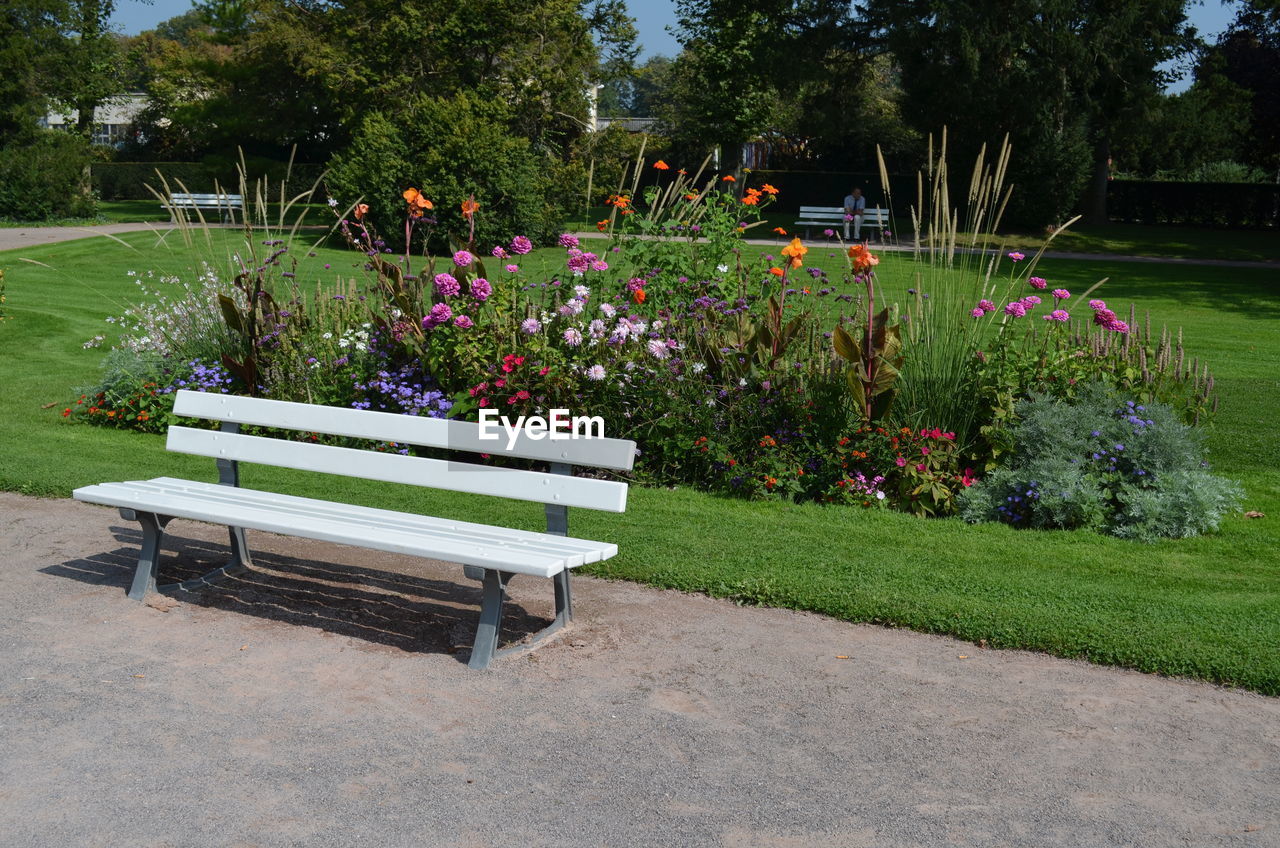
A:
[403,187,432,216]
[653,160,670,170]
[847,243,880,274]
[607,194,631,209]
[772,226,787,235]
[741,194,759,206]
[354,203,369,221]
[595,219,610,232]
[781,237,807,269]
[769,267,784,277]
[684,192,699,201]
[721,174,736,182]
[632,288,646,304]
[461,195,479,220]
[761,183,779,195]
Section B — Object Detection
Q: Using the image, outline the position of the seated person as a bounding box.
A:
[842,187,866,241]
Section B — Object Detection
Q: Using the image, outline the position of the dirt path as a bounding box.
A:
[1,491,1276,847]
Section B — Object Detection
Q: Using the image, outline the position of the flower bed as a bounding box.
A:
[67,158,1239,538]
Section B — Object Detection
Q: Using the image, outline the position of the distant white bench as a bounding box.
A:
[73,390,635,670]
[165,193,243,224]
[794,205,889,241]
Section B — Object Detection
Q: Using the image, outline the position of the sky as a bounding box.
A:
[109,0,1237,91]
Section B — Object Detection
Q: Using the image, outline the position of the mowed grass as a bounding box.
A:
[1,230,1278,693]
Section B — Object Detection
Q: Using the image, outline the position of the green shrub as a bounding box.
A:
[958,384,1241,541]
[326,92,565,251]
[0,131,98,221]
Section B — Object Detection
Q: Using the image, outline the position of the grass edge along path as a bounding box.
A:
[1,231,1277,695]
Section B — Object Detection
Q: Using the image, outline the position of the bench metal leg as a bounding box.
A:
[468,568,575,670]
[158,525,254,595]
[127,511,165,600]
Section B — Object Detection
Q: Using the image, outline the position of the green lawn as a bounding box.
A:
[2,231,1278,693]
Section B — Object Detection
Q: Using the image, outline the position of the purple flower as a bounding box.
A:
[1008,251,1026,261]
[1089,298,1107,311]
[453,250,475,267]
[521,318,541,334]
[585,364,606,381]
[823,228,835,237]
[505,264,519,273]
[1043,309,1070,322]
[509,236,533,255]
[453,314,474,329]
[470,277,492,301]
[978,299,996,313]
[558,233,580,248]
[1021,295,1041,307]
[1028,276,1047,290]
[422,302,452,329]
[590,260,609,272]
[1052,288,1070,300]
[563,328,583,346]
[1108,319,1130,334]
[434,273,461,297]
[491,245,509,258]
[971,307,985,318]
[1004,301,1027,317]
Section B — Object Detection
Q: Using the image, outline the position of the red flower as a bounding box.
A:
[653,160,670,170]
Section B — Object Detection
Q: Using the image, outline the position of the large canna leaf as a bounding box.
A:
[218,294,246,337]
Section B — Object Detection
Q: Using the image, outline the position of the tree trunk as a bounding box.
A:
[1081,136,1110,226]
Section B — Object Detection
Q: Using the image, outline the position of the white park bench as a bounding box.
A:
[73,390,635,670]
[793,205,889,241]
[164,192,244,224]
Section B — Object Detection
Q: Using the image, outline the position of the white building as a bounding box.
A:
[40,93,148,147]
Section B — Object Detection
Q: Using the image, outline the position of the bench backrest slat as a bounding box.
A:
[166,426,628,512]
[173,391,637,471]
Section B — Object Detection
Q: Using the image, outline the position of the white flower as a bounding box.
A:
[563,328,583,346]
[327,197,339,207]
[631,321,648,335]
[739,378,748,387]
[692,362,706,374]
[574,285,590,299]
[647,339,669,359]
[876,491,886,500]
[717,264,729,273]
[585,364,606,381]
[338,338,350,348]
[652,319,664,331]
[322,332,332,339]
[588,319,607,339]
[600,303,617,318]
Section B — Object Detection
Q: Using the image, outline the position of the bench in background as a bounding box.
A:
[793,206,889,241]
[73,390,636,670]
[164,193,244,224]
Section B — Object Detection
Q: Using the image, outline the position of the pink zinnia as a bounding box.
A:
[422,302,452,328]
[453,315,474,329]
[434,273,461,297]
[505,264,519,273]
[1043,309,1070,322]
[453,250,475,267]
[1028,276,1047,290]
[1052,288,1070,300]
[978,299,996,313]
[1089,299,1106,311]
[895,457,907,467]
[558,233,580,248]
[971,307,985,318]
[509,236,533,255]
[1108,319,1130,334]
[491,245,509,258]
[1005,302,1027,317]
[470,277,492,300]
[1093,308,1116,326]
[1008,251,1026,262]
[1022,295,1041,307]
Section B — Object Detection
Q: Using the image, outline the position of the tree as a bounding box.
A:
[1216,1,1280,175]
[0,0,64,141]
[860,0,1189,228]
[51,0,123,140]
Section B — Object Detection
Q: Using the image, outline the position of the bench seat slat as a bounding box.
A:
[73,479,616,578]
[173,392,637,471]
[166,426,628,513]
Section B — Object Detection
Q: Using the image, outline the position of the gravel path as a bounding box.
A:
[1,491,1276,847]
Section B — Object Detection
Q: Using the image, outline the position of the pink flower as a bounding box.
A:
[1052,288,1070,300]
[626,277,646,292]
[1008,251,1026,262]
[1028,276,1047,290]
[470,277,492,300]
[916,463,926,472]
[1107,319,1130,333]
[1022,295,1041,307]
[1004,301,1027,317]
[421,302,452,328]
[1089,299,1106,311]
[978,299,996,313]
[434,273,460,297]
[452,315,473,329]
[1093,308,1116,326]
[895,457,907,467]
[452,250,475,267]
[509,236,533,255]
[1044,309,1070,322]
[971,307,985,318]
[491,245,509,258]
[591,260,609,272]
[505,264,519,273]
[558,233,580,248]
